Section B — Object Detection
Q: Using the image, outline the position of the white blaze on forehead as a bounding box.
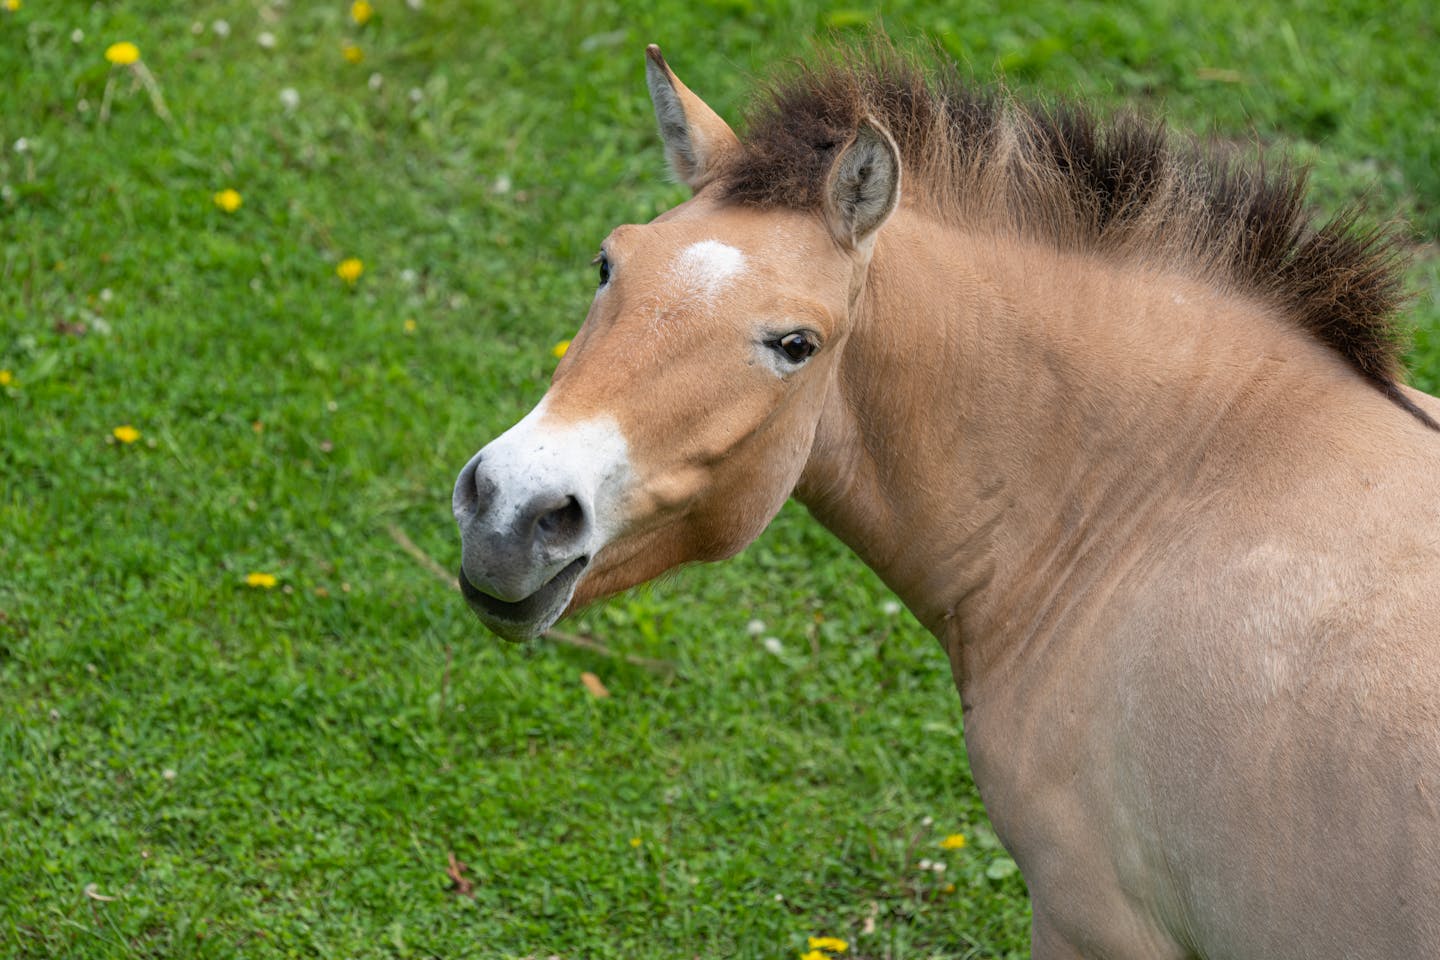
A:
[666,239,746,305]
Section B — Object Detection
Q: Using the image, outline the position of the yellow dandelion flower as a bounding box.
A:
[808,936,848,953]
[941,882,957,894]
[244,572,278,589]
[940,833,967,850]
[213,188,242,213]
[351,0,374,25]
[800,952,830,960]
[0,370,12,386]
[105,41,141,66]
[629,837,642,848]
[112,424,140,444]
[4,0,22,12]
[551,339,571,359]
[342,43,364,64]
[336,257,364,284]
[403,318,417,334]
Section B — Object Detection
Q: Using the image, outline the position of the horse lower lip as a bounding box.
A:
[459,556,588,624]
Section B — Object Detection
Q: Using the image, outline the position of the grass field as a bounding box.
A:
[2,2,1437,958]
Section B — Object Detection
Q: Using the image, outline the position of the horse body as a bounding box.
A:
[453,44,1440,957]
[806,215,1440,956]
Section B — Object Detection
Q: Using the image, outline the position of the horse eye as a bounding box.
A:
[770,331,818,364]
[596,254,611,288]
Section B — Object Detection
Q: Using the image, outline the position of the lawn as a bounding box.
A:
[2,2,1436,958]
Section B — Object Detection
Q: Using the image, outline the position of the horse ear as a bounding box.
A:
[823,118,902,251]
[645,45,740,191]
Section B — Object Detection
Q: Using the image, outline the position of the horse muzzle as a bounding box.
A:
[452,400,631,640]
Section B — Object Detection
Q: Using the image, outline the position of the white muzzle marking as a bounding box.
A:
[452,397,631,638]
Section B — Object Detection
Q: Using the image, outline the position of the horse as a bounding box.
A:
[452,42,1440,958]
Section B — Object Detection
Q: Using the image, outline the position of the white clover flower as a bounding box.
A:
[257,31,276,49]
[13,137,29,154]
[70,28,84,43]
[746,618,766,636]
[368,72,383,92]
[762,636,783,656]
[211,19,231,38]
[408,87,423,103]
[882,599,902,616]
[279,87,300,110]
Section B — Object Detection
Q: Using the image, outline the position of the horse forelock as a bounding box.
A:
[715,40,1424,419]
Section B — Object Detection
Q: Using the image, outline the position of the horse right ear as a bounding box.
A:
[645,45,741,191]
[822,118,902,252]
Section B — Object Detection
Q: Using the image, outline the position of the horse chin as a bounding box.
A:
[458,556,588,642]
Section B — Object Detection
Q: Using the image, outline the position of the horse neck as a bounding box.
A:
[796,207,1340,669]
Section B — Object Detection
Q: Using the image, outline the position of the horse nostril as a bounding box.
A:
[535,495,586,547]
[453,452,495,522]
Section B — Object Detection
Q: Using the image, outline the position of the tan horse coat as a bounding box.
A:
[454,46,1440,957]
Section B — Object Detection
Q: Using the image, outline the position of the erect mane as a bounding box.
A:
[718,44,1433,427]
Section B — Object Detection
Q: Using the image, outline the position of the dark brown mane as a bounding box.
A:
[719,44,1434,427]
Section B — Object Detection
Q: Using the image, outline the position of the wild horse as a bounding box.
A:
[452,43,1440,958]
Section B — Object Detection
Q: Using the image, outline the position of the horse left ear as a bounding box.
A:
[823,118,902,251]
[645,45,741,191]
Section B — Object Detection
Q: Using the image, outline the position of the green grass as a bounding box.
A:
[2,2,1437,958]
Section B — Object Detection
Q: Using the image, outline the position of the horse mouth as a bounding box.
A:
[458,555,589,641]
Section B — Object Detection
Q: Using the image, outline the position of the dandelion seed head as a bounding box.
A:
[257,31,276,49]
[71,28,84,43]
[367,72,383,92]
[278,87,300,110]
[211,19,231,38]
[13,137,29,154]
[881,599,902,616]
[746,618,766,636]
[762,636,784,656]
